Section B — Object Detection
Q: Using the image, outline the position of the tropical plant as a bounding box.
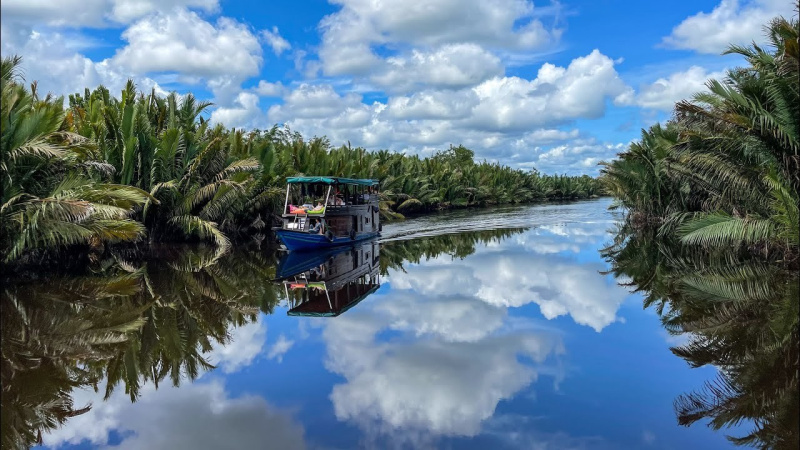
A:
[601,17,799,262]
[1,56,151,265]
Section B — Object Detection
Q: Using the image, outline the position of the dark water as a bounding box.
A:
[6,198,791,449]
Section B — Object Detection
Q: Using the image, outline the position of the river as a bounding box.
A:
[4,198,754,449]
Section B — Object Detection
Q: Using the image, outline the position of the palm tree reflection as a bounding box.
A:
[603,224,799,448]
[2,228,528,448]
[1,246,281,449]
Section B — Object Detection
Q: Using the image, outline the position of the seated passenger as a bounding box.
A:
[328,190,345,206]
[309,220,322,234]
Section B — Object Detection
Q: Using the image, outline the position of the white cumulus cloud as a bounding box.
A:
[261,26,291,55]
[210,91,264,128]
[316,0,562,77]
[111,9,262,80]
[253,80,287,97]
[267,334,295,362]
[631,66,728,111]
[207,320,267,373]
[324,308,563,438]
[469,50,633,132]
[266,49,631,173]
[0,0,219,27]
[372,44,504,93]
[0,21,163,99]
[662,0,795,54]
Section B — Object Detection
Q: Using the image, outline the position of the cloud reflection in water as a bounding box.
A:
[321,217,627,444]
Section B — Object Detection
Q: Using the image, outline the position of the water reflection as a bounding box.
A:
[1,246,279,448]
[4,199,771,449]
[602,224,799,448]
[318,225,630,447]
[276,242,381,317]
[384,225,627,331]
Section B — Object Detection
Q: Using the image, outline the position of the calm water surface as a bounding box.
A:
[19,198,741,449]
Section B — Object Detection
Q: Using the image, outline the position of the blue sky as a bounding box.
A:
[1,0,795,174]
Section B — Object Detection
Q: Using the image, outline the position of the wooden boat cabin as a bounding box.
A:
[274,177,381,251]
[276,241,380,317]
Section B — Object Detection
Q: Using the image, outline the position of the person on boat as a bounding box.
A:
[328,189,345,206]
[311,202,325,212]
[309,219,322,234]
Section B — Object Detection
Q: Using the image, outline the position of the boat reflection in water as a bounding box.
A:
[275,241,381,317]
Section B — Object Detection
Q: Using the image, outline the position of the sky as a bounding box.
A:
[1,0,796,175]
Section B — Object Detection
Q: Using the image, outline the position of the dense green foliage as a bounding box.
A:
[601,17,799,261]
[1,55,602,265]
[1,57,152,265]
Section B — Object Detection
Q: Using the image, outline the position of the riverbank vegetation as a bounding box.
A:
[600,15,799,448]
[601,17,798,266]
[1,55,602,266]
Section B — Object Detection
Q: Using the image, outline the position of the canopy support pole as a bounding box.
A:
[283,184,291,214]
[325,288,332,310]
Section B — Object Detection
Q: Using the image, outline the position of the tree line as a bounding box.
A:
[1,56,602,266]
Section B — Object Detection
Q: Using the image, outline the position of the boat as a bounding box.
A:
[275,241,380,317]
[274,176,381,251]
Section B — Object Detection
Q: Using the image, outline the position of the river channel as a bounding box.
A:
[5,198,748,449]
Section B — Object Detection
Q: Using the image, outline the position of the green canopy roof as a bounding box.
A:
[286,176,379,186]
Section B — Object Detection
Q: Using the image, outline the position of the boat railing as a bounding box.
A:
[283,215,310,231]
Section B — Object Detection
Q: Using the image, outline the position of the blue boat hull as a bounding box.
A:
[276,229,379,251]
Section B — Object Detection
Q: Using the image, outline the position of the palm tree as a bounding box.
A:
[1,56,151,265]
[671,17,798,253]
[602,17,798,261]
[600,123,685,221]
